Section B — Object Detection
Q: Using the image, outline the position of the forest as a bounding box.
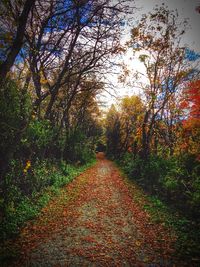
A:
[0,0,200,266]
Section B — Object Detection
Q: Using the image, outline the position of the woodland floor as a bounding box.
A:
[5,153,178,267]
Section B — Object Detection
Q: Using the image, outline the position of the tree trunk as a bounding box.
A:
[0,0,35,80]
[141,111,150,159]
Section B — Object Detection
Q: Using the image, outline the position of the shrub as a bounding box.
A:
[0,78,31,174]
[23,120,54,158]
[119,152,200,217]
[64,130,96,164]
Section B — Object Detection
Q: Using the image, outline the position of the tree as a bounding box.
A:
[18,0,131,120]
[105,95,144,158]
[105,104,121,158]
[179,79,200,157]
[184,80,200,120]
[118,95,144,156]
[0,0,35,80]
[128,5,192,158]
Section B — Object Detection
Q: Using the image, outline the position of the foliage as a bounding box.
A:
[105,96,144,158]
[179,79,200,157]
[1,2,200,265]
[65,129,96,164]
[119,153,200,215]
[23,120,54,158]
[105,14,200,264]
[125,5,195,158]
[0,0,123,232]
[105,105,121,158]
[0,79,31,159]
[0,77,101,243]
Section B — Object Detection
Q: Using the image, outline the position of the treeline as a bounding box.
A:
[0,0,130,239]
[105,7,200,218]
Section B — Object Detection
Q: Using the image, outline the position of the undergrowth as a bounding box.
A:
[0,159,96,241]
[118,163,200,266]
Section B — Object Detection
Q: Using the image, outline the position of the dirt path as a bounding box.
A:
[11,153,176,266]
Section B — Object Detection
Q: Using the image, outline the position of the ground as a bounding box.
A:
[7,153,176,266]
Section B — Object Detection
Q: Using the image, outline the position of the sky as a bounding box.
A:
[100,0,200,109]
[134,0,200,52]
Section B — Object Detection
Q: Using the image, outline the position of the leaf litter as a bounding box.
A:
[6,154,177,266]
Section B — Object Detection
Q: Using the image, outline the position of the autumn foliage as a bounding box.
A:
[105,6,200,264]
[0,2,200,266]
[179,80,200,157]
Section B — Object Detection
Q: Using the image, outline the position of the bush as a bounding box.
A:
[64,130,96,164]
[23,120,54,158]
[119,153,142,178]
[120,153,172,192]
[179,154,200,209]
[119,152,200,218]
[0,79,31,174]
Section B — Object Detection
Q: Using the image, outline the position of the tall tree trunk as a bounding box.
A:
[0,0,35,80]
[141,111,150,159]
